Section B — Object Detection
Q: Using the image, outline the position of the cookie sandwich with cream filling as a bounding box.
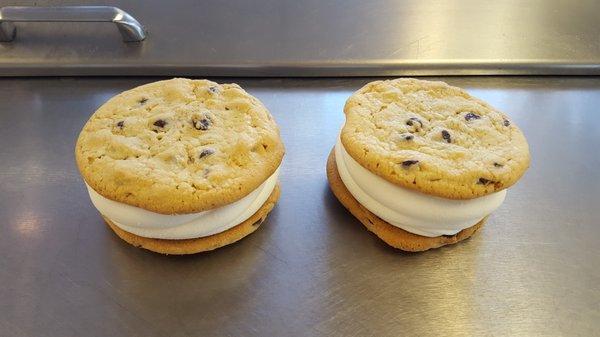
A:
[327,79,530,251]
[76,78,284,254]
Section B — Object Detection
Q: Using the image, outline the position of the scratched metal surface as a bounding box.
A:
[0,77,599,336]
[2,0,600,76]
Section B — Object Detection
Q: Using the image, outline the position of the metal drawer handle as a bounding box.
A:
[0,6,146,42]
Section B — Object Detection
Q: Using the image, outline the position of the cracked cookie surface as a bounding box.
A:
[341,78,530,199]
[76,78,284,214]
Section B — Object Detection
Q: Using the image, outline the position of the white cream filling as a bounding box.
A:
[335,138,506,237]
[86,168,280,240]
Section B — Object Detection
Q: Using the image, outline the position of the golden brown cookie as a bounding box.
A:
[76,78,284,214]
[105,184,280,255]
[327,150,484,252]
[341,78,530,199]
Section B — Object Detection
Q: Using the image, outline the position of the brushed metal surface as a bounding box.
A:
[0,77,599,336]
[1,0,600,76]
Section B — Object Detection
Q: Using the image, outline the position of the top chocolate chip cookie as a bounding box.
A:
[76,78,284,214]
[341,78,530,199]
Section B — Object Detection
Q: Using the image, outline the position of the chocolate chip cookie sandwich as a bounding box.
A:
[327,79,530,251]
[76,78,284,254]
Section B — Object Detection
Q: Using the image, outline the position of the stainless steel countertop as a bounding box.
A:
[2,0,600,76]
[0,77,599,336]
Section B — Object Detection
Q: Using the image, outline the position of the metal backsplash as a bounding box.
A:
[1,0,599,76]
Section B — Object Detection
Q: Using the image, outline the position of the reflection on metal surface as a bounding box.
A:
[0,77,598,336]
[15,210,41,237]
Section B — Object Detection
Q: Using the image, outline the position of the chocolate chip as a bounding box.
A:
[503,119,510,126]
[441,130,451,143]
[406,117,424,133]
[225,107,230,111]
[193,117,211,131]
[465,112,481,121]
[478,178,494,185]
[494,162,504,168]
[116,121,124,128]
[401,160,419,167]
[153,119,167,128]
[199,148,214,158]
[404,135,414,141]
[406,117,423,128]
[138,97,148,104]
[208,86,219,94]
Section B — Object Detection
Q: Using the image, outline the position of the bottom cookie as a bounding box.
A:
[326,150,485,252]
[104,184,281,255]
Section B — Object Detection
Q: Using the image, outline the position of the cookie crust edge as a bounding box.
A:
[104,183,280,255]
[327,149,485,252]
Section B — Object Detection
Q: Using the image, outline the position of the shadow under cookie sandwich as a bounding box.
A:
[327,79,530,251]
[76,78,285,254]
